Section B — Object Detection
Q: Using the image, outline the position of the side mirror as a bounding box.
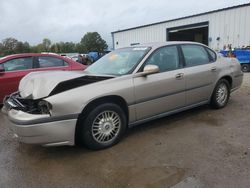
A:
[142,65,159,76]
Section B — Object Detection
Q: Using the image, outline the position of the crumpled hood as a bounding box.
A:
[19,71,86,99]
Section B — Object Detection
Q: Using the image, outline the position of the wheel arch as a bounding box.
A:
[210,75,233,100]
[220,75,232,88]
[75,95,129,145]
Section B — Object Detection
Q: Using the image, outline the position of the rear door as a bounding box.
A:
[0,56,33,101]
[180,44,218,106]
[133,45,186,120]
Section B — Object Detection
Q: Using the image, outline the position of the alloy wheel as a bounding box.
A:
[216,83,228,106]
[91,111,121,144]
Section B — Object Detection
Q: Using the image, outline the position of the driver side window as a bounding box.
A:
[145,46,179,72]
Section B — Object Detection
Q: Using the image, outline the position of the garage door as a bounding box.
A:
[167,22,209,45]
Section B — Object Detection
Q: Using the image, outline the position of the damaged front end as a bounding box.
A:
[4,92,52,115]
[2,92,77,146]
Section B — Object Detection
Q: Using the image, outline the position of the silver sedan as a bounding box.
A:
[2,42,243,150]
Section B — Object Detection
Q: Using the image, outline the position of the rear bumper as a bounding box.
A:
[2,106,77,146]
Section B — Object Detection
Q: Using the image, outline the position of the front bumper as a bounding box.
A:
[2,105,77,147]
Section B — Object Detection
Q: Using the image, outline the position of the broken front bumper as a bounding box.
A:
[2,95,78,147]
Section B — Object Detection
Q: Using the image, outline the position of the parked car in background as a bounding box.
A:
[69,55,79,62]
[220,49,250,72]
[0,53,86,103]
[2,42,243,150]
[70,54,89,65]
[88,51,111,63]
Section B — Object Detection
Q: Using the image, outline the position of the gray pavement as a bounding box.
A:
[0,74,250,188]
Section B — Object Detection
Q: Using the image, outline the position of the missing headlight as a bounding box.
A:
[38,100,52,115]
[5,93,52,115]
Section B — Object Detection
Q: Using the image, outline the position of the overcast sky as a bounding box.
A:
[0,0,249,48]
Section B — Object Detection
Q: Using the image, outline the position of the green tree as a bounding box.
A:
[50,44,58,53]
[80,32,108,52]
[0,37,31,56]
[64,42,76,53]
[0,42,4,57]
[0,33,109,56]
[75,43,83,53]
[15,41,31,53]
[42,38,52,52]
[50,42,77,53]
[32,43,45,53]
[2,37,19,55]
[23,42,31,53]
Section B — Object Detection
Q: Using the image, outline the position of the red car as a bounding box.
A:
[0,53,86,103]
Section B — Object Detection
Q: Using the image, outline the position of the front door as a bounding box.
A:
[0,57,33,102]
[133,45,186,121]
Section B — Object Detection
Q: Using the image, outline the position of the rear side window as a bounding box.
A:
[206,48,217,62]
[3,57,33,71]
[38,56,66,68]
[145,45,179,72]
[181,45,210,67]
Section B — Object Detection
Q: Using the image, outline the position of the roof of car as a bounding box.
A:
[3,53,61,57]
[137,41,206,48]
[122,41,207,50]
[0,53,71,63]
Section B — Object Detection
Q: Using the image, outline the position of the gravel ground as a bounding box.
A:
[0,73,250,188]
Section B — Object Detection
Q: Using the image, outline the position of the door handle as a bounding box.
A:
[211,67,217,72]
[175,73,184,80]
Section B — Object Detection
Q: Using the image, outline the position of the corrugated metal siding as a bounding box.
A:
[113,5,250,50]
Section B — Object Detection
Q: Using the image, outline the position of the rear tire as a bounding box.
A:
[78,103,127,150]
[241,64,249,72]
[210,79,230,109]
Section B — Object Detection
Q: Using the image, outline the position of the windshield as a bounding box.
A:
[86,47,150,76]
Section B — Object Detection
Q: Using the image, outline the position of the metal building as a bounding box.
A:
[111,3,250,50]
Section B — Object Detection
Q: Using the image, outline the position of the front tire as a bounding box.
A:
[78,103,127,150]
[210,79,230,109]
